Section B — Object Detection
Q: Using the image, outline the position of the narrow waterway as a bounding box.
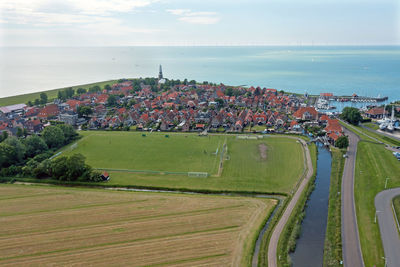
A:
[290,143,332,266]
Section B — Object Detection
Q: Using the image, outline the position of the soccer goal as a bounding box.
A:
[188,172,209,178]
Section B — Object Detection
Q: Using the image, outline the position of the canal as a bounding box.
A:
[290,143,332,266]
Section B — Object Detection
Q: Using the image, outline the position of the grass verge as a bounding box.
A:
[323,147,345,267]
[0,80,118,106]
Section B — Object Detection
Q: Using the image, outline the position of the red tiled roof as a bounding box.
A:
[366,107,386,116]
[293,107,318,120]
[38,104,59,118]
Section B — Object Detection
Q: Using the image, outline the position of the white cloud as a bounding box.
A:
[0,0,159,26]
[166,9,220,24]
[179,16,220,25]
[166,9,191,16]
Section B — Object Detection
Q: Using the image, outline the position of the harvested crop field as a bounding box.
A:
[0,184,276,266]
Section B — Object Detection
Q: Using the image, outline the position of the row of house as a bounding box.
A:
[0,80,343,145]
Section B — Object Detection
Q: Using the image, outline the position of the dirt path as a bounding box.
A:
[259,143,267,160]
[267,138,313,267]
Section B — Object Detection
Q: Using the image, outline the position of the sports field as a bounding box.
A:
[0,184,275,266]
[62,131,304,194]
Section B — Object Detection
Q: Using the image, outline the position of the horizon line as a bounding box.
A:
[1,44,400,48]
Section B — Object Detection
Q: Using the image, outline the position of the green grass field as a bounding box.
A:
[362,122,379,130]
[355,141,400,267]
[0,80,117,106]
[62,132,305,194]
[323,147,345,267]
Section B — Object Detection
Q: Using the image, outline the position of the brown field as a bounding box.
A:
[0,184,276,266]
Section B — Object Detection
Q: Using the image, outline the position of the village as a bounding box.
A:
[1,68,397,148]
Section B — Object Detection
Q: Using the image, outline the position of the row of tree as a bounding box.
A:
[0,124,77,169]
[23,153,102,182]
[0,124,101,182]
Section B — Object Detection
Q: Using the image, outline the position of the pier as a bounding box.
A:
[320,93,388,103]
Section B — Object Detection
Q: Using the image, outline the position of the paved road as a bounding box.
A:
[375,189,400,267]
[341,128,365,267]
[268,138,314,267]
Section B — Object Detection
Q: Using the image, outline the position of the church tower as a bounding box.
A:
[158,65,163,80]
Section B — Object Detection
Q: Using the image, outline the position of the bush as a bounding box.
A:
[340,107,362,125]
[336,136,349,149]
[42,126,65,149]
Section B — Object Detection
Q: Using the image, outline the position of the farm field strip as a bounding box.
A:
[0,184,275,266]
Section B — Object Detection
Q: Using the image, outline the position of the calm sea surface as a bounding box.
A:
[0,46,399,100]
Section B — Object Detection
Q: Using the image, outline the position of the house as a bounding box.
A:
[365,107,387,119]
[59,113,78,125]
[101,172,110,181]
[325,119,344,145]
[293,107,318,121]
[290,120,301,131]
[0,104,27,117]
[25,119,43,133]
[38,104,60,119]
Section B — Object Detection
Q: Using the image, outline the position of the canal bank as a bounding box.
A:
[290,143,332,266]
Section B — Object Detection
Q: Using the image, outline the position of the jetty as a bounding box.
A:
[320,93,388,103]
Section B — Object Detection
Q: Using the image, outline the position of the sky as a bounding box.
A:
[0,0,399,46]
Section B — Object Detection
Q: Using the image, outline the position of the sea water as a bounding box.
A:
[0,46,399,100]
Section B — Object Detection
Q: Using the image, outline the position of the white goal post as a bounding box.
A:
[188,172,209,178]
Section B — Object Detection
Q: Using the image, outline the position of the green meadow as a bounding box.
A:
[62,131,304,194]
[0,80,117,106]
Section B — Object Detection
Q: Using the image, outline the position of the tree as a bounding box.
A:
[23,128,28,137]
[56,124,77,143]
[340,107,362,125]
[42,126,65,149]
[65,87,74,98]
[76,88,87,94]
[107,95,117,106]
[40,92,48,104]
[27,100,33,107]
[77,106,93,117]
[50,156,68,180]
[104,84,111,91]
[58,91,66,100]
[65,153,87,181]
[215,98,224,107]
[34,98,40,106]
[89,86,101,93]
[25,135,48,158]
[0,137,26,167]
[33,159,52,178]
[336,136,349,149]
[1,131,8,142]
[16,127,23,138]
[225,87,233,96]
[0,143,17,168]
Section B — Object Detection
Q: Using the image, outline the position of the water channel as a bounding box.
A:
[290,143,332,266]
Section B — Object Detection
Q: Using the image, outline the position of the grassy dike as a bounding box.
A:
[341,120,400,267]
[355,141,400,267]
[0,80,118,106]
[323,148,345,267]
[276,143,317,267]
